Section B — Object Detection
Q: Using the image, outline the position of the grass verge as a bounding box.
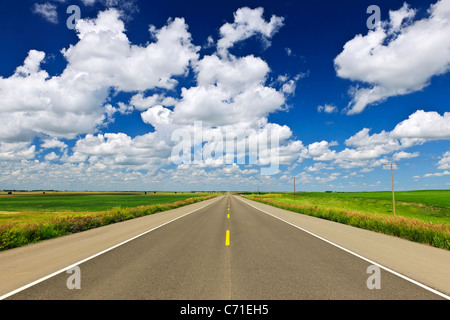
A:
[0,195,217,251]
[243,195,450,250]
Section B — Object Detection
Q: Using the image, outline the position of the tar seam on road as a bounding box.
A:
[236,196,450,300]
[0,196,224,300]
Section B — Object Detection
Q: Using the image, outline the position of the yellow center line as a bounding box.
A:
[226,199,230,245]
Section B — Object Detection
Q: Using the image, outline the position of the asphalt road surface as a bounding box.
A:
[3,194,448,300]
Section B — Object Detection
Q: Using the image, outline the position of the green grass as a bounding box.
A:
[0,192,219,251]
[249,190,450,225]
[295,190,450,207]
[0,192,209,212]
[243,190,450,250]
[0,192,213,225]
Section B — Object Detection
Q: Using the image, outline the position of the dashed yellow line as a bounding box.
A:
[226,198,230,245]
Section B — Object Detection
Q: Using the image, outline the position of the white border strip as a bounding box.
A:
[236,196,450,300]
[0,195,223,300]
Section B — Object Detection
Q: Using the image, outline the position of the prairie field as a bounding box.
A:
[243,190,450,250]
[0,191,219,250]
[246,190,450,224]
[0,191,212,225]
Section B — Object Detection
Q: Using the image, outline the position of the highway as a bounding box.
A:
[1,194,449,300]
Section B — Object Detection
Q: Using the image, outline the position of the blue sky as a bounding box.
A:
[0,0,449,191]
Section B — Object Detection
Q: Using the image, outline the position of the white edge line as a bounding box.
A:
[0,195,223,300]
[235,195,450,300]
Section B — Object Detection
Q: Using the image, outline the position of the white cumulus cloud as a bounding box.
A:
[216,7,284,57]
[0,9,199,143]
[334,0,450,114]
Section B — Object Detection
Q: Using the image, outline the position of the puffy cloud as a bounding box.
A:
[0,6,299,189]
[388,2,416,32]
[0,48,107,141]
[4,5,449,192]
[0,9,199,143]
[17,6,298,181]
[304,140,338,161]
[64,10,199,92]
[129,93,177,111]
[390,110,450,139]
[305,162,334,172]
[172,78,286,127]
[41,138,68,150]
[136,7,301,173]
[0,142,36,161]
[334,0,450,114]
[0,159,158,191]
[343,109,449,159]
[141,106,174,129]
[300,110,448,169]
[344,128,392,149]
[165,50,298,131]
[216,7,284,57]
[392,151,419,161]
[14,49,46,76]
[65,132,172,171]
[195,54,269,92]
[44,152,59,161]
[437,151,450,169]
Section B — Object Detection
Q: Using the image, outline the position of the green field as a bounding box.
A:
[0,191,219,250]
[0,192,214,225]
[243,190,450,250]
[247,190,450,225]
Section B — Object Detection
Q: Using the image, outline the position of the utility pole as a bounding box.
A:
[383,163,397,216]
[294,177,296,201]
[390,163,396,216]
